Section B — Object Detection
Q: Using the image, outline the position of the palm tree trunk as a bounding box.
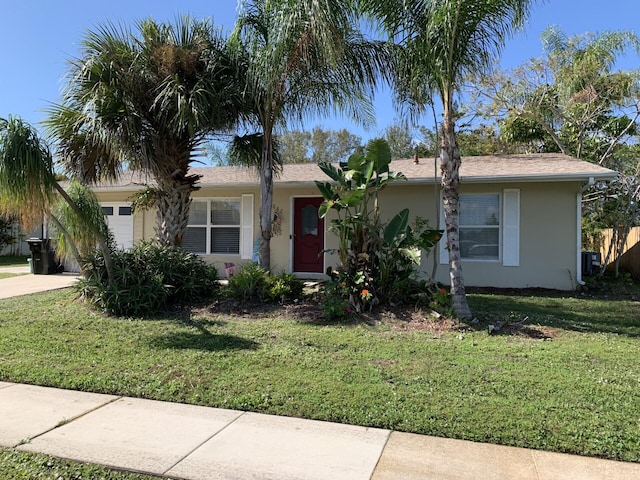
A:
[155,175,195,247]
[440,111,472,320]
[258,128,274,270]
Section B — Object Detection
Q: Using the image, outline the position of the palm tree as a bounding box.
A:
[358,0,538,319]
[0,117,55,228]
[0,116,113,280]
[230,0,391,270]
[46,16,246,246]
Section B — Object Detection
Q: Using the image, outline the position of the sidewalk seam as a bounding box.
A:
[19,395,123,447]
[530,450,543,480]
[368,429,393,480]
[161,410,247,476]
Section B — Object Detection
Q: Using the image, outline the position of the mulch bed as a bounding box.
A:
[170,281,640,338]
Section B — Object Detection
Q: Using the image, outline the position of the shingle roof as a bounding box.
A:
[91,153,617,191]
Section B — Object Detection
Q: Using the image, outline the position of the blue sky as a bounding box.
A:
[1,0,638,144]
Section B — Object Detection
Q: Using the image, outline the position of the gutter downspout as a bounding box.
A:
[576,177,595,287]
[431,153,440,280]
[576,192,584,287]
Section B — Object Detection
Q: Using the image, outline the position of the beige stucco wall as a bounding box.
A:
[94,179,582,289]
[375,181,441,279]
[374,181,581,290]
[94,191,133,203]
[448,182,579,290]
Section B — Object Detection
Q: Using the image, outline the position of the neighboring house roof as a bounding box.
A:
[90,153,618,191]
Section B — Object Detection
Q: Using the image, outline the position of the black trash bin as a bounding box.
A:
[26,238,59,275]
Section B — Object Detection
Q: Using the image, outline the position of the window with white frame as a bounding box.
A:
[183,199,241,255]
[440,190,520,266]
[459,194,500,260]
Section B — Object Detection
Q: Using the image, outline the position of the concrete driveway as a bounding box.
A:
[0,266,78,299]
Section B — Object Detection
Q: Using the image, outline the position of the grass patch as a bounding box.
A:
[469,287,640,337]
[0,273,22,280]
[0,287,639,462]
[0,256,29,268]
[0,448,158,479]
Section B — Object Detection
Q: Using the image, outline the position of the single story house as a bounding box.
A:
[91,153,616,290]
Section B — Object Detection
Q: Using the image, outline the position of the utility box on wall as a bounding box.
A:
[581,251,601,276]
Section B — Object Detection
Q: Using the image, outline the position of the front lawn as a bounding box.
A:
[0,286,639,462]
[0,255,29,268]
[0,448,158,480]
[0,273,21,280]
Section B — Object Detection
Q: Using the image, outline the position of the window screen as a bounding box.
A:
[459,194,500,259]
[210,227,240,254]
[211,200,241,225]
[182,227,207,254]
[188,201,208,225]
[183,199,241,255]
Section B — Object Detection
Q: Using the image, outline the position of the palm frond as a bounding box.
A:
[51,180,112,261]
[229,133,282,174]
[364,0,540,110]
[234,0,391,131]
[49,16,246,180]
[0,116,56,226]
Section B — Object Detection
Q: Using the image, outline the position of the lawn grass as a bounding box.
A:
[0,286,639,462]
[0,255,29,268]
[0,448,159,479]
[0,273,21,279]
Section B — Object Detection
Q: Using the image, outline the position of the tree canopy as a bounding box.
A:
[229,0,391,269]
[0,116,113,279]
[46,16,246,246]
[469,26,640,275]
[359,0,538,318]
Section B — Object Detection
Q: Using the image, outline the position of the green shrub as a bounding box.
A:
[128,241,218,304]
[227,262,270,301]
[427,285,453,316]
[226,263,305,303]
[77,241,218,316]
[320,275,354,321]
[0,214,15,253]
[268,272,304,302]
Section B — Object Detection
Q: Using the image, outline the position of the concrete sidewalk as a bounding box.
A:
[0,267,78,299]
[1,382,638,479]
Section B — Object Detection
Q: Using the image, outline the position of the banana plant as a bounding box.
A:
[316,138,441,312]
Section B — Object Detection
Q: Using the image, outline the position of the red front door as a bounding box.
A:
[293,197,325,273]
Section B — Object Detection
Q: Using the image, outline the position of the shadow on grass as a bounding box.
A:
[149,331,259,352]
[468,288,640,337]
[301,315,373,328]
[150,308,258,351]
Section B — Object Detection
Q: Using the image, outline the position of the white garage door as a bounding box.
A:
[102,204,134,249]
